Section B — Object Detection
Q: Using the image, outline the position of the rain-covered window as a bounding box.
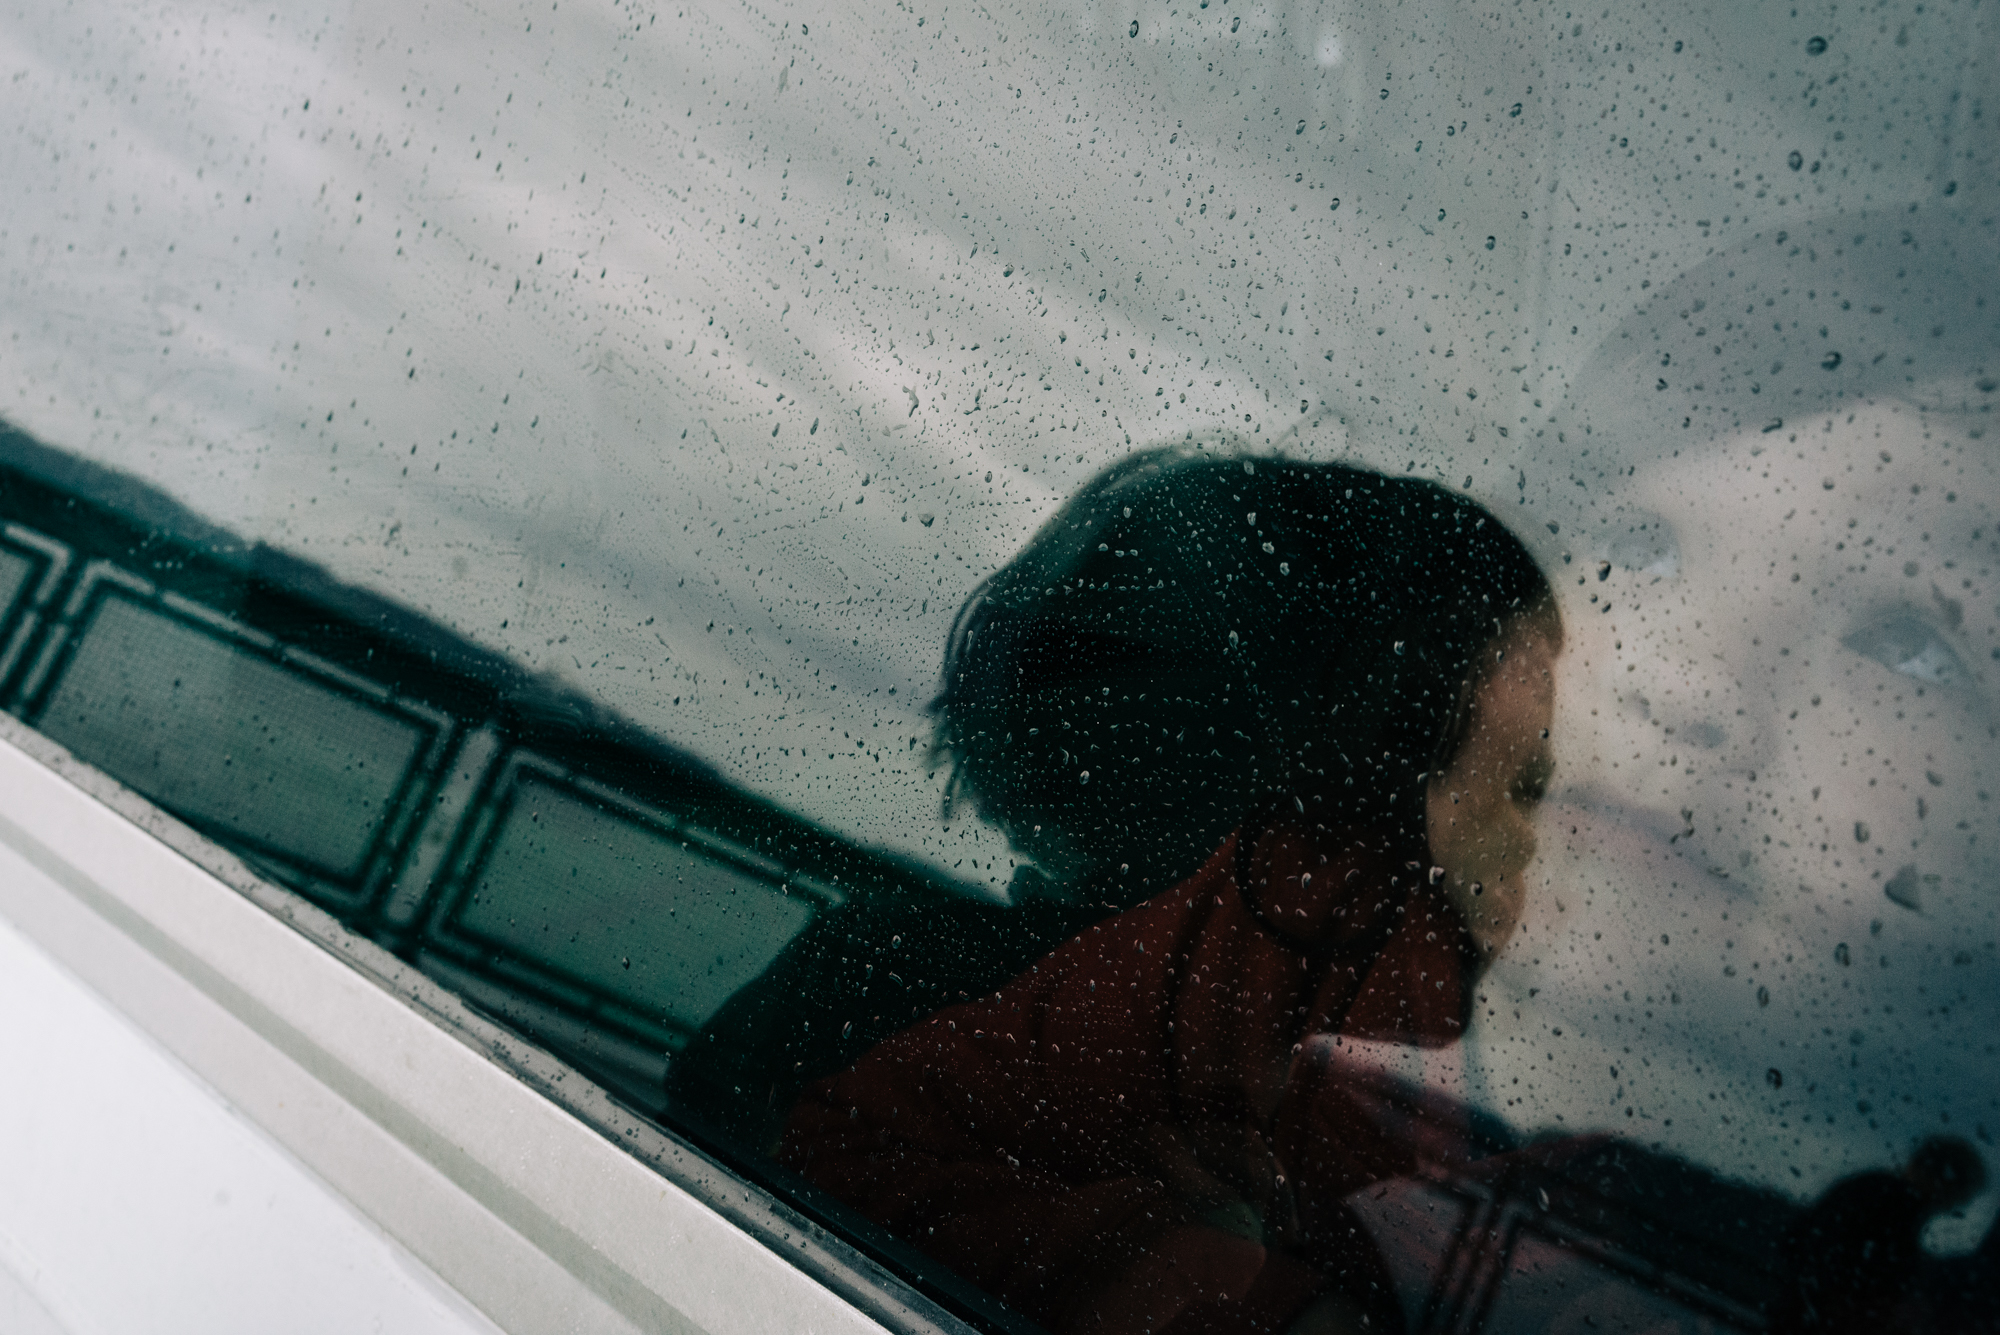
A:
[1,1,1994,1330]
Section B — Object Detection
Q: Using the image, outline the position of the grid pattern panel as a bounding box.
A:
[36,594,427,881]
[0,547,31,621]
[454,773,818,1037]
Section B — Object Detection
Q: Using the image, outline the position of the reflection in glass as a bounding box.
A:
[1,0,1997,1328]
[773,451,1560,1332]
[447,763,822,1037]
[36,586,440,892]
[1606,517,1681,579]
[1843,612,1968,686]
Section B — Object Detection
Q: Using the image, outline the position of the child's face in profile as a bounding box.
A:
[1468,403,2000,1192]
[1426,614,1562,960]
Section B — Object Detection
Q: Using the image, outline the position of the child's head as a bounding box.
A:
[931,446,1561,909]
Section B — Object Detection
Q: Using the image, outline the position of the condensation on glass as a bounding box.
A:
[0,0,1993,1330]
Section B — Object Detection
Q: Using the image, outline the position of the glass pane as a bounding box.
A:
[1,1,1995,1331]
[447,767,820,1036]
[34,591,430,885]
[0,548,31,621]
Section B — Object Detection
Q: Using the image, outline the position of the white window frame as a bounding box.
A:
[0,714,968,1335]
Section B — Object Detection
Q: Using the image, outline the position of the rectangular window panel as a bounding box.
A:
[444,766,821,1041]
[34,592,430,884]
[0,546,31,624]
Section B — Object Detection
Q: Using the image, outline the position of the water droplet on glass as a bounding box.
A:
[1130,18,1139,37]
[1883,864,1923,911]
[1806,34,1828,54]
[1789,150,1804,170]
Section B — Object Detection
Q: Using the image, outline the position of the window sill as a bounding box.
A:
[0,715,959,1335]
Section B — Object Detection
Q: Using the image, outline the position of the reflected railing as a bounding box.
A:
[0,425,975,1112]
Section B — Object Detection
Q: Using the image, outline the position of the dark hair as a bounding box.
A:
[931,446,1556,904]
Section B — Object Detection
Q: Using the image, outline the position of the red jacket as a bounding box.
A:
[780,823,1476,1334]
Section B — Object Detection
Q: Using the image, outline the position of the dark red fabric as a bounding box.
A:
[778,824,1475,1334]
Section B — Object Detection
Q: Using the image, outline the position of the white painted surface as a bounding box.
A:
[0,1251,68,1335]
[0,891,502,1335]
[0,727,890,1335]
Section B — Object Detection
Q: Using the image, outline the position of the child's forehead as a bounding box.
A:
[1636,406,1995,549]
